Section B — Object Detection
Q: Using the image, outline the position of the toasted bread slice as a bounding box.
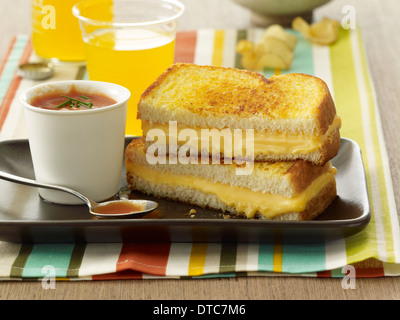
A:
[125,138,337,220]
[138,63,341,165]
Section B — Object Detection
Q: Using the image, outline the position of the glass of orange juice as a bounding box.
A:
[31,0,85,63]
[73,0,184,136]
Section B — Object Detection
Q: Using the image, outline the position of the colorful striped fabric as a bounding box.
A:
[0,28,399,280]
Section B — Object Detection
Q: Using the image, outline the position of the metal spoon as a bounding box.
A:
[0,170,158,218]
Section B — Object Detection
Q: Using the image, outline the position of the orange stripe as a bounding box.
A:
[174,30,197,63]
[317,270,332,277]
[354,267,385,278]
[92,269,143,280]
[352,259,385,277]
[116,243,171,276]
[0,38,32,132]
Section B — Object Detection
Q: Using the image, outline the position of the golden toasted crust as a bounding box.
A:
[139,63,338,135]
[125,170,337,221]
[125,137,334,196]
[293,179,337,221]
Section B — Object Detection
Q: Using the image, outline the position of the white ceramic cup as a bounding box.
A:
[20,80,130,205]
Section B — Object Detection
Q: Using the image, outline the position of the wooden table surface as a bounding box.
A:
[0,0,399,300]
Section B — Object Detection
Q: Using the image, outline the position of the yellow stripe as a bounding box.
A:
[330,28,379,262]
[55,277,70,281]
[274,68,282,75]
[273,235,283,272]
[356,28,395,261]
[212,30,225,67]
[188,243,208,276]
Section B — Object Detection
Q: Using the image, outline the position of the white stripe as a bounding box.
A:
[222,29,237,68]
[325,239,348,270]
[78,243,123,277]
[246,243,260,272]
[194,29,215,66]
[165,243,192,276]
[382,262,400,276]
[312,44,335,98]
[0,242,22,278]
[350,29,387,261]
[247,28,264,43]
[202,243,221,275]
[312,43,348,270]
[235,243,248,272]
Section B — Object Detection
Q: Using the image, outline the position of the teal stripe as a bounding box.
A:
[284,30,314,75]
[258,242,275,271]
[22,244,75,278]
[281,242,326,273]
[262,30,314,78]
[0,35,29,102]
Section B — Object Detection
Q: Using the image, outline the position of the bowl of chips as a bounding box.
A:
[232,0,332,27]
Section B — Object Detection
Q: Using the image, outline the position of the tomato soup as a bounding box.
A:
[93,201,145,215]
[31,87,117,110]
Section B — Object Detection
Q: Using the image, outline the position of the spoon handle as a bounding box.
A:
[0,170,91,206]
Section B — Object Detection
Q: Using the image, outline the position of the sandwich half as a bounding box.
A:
[138,63,341,166]
[125,138,338,221]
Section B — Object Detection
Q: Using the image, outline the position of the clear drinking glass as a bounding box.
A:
[73,0,184,136]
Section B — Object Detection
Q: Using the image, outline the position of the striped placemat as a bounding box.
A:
[0,28,399,280]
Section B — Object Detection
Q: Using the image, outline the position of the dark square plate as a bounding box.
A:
[0,137,370,243]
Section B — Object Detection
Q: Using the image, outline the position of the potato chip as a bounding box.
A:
[236,24,298,71]
[292,16,340,45]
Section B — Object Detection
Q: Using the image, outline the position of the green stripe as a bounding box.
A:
[191,273,236,279]
[10,244,33,278]
[356,28,395,262]
[234,29,247,69]
[330,28,378,261]
[75,65,87,80]
[219,243,237,273]
[330,267,346,278]
[22,244,75,278]
[66,243,87,278]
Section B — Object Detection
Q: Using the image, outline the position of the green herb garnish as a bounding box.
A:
[55,95,93,109]
[54,99,73,109]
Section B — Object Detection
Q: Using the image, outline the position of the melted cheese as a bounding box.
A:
[126,163,337,219]
[142,116,341,156]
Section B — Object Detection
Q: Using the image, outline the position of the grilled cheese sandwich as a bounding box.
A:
[138,63,341,165]
[125,138,337,220]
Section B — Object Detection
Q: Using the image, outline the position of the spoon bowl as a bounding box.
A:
[0,170,158,218]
